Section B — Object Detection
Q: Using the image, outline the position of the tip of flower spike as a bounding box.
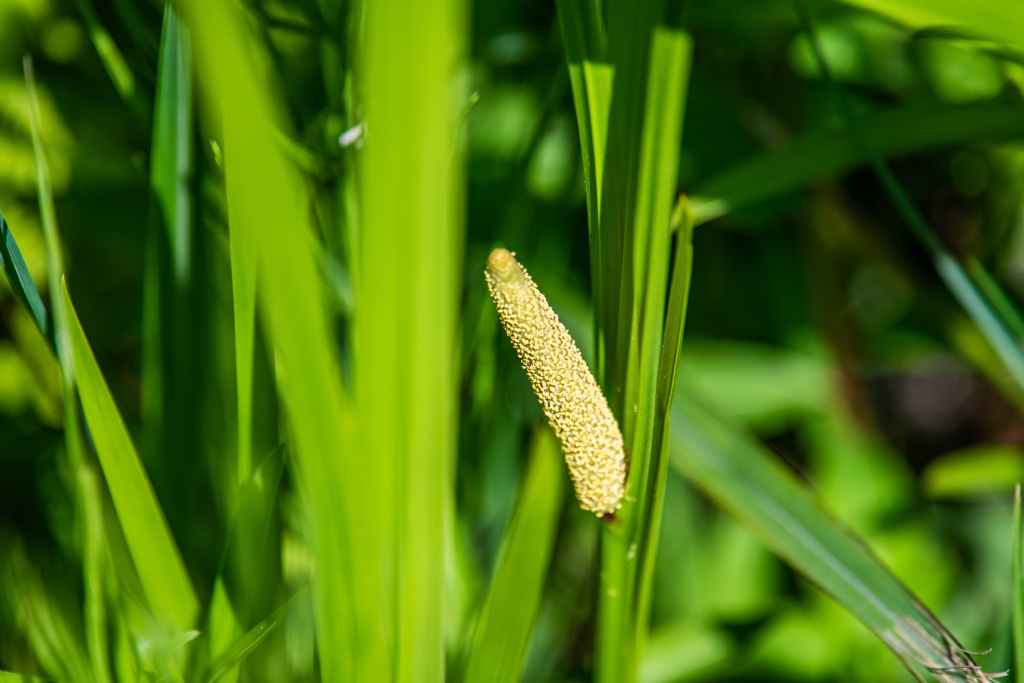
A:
[487,248,517,280]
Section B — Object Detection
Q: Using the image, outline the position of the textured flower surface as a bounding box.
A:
[485,248,626,515]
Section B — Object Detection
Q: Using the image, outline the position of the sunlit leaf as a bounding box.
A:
[64,280,198,632]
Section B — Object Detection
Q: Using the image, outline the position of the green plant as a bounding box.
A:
[5,1,1024,682]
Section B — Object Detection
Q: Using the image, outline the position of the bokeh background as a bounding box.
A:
[1,0,1022,681]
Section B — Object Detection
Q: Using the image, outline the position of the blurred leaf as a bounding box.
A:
[798,1,1024,409]
[0,673,62,683]
[836,0,1024,50]
[77,466,113,683]
[219,446,285,626]
[71,0,149,124]
[0,207,50,347]
[26,55,109,683]
[207,446,284,683]
[670,392,988,682]
[638,624,734,683]
[2,545,92,683]
[689,102,1024,225]
[967,257,1024,342]
[150,3,192,285]
[1015,485,1023,683]
[24,55,87,461]
[64,279,198,632]
[207,581,240,683]
[187,2,388,680]
[361,0,465,680]
[676,342,830,434]
[923,445,1024,499]
[226,125,256,486]
[464,427,564,683]
[204,588,309,683]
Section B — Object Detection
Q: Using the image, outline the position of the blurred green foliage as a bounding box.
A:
[1,0,1024,682]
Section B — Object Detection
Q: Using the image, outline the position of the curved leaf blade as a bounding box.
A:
[670,393,987,682]
[690,102,1024,226]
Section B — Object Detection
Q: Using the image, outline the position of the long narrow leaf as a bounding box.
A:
[63,279,198,632]
[598,25,691,683]
[150,4,192,287]
[0,673,62,683]
[836,0,1024,50]
[689,102,1024,226]
[464,428,565,683]
[361,0,465,680]
[227,136,256,485]
[671,393,988,682]
[71,0,149,124]
[186,3,387,681]
[635,194,694,646]
[1014,485,1023,683]
[25,56,107,682]
[0,208,50,345]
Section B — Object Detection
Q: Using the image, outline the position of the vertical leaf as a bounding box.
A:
[63,280,198,633]
[464,428,564,683]
[361,0,465,680]
[186,2,388,681]
[143,4,199,537]
[635,195,694,648]
[596,26,691,683]
[25,56,106,683]
[1014,485,1023,683]
[226,129,256,484]
[150,5,192,290]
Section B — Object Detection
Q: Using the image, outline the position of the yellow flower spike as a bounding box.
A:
[485,248,626,516]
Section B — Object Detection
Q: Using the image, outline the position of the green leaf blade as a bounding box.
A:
[670,393,983,682]
[63,280,198,632]
[690,102,1024,226]
[0,209,50,345]
[464,428,565,683]
[1014,485,1023,683]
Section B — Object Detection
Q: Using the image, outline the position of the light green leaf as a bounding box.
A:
[361,0,466,680]
[1014,485,1023,683]
[0,672,63,683]
[638,625,734,683]
[923,445,1024,499]
[63,279,198,632]
[464,427,565,683]
[186,2,388,680]
[836,0,1024,50]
